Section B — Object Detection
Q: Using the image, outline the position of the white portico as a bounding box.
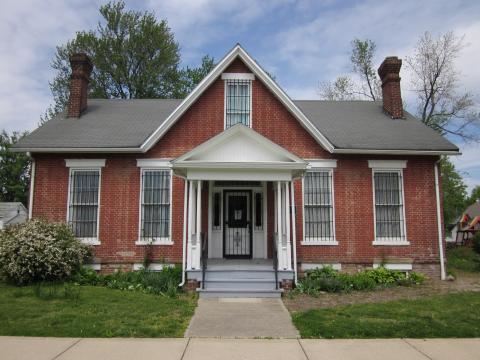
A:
[172,124,306,294]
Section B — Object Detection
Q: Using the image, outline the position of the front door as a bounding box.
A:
[223,190,252,258]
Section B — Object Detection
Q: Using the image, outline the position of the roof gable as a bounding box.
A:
[141,44,335,153]
[173,124,306,167]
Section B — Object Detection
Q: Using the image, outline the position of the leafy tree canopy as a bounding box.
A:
[440,157,468,225]
[0,131,31,205]
[44,1,214,122]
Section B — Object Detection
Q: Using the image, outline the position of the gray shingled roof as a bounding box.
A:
[15,99,182,149]
[14,98,458,152]
[0,202,28,226]
[294,100,458,151]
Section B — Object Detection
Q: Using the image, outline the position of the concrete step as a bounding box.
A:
[197,288,284,298]
[204,269,277,281]
[204,279,278,290]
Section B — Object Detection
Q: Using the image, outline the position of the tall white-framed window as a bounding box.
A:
[65,159,105,245]
[137,168,173,245]
[302,167,337,245]
[222,73,254,129]
[369,160,408,245]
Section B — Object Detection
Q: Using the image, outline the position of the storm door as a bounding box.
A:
[223,190,252,258]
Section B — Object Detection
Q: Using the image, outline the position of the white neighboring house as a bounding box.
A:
[447,200,480,243]
[0,202,28,230]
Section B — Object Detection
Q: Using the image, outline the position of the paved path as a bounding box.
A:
[185,298,299,338]
[1,337,480,360]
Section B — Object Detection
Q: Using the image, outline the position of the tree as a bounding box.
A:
[174,55,216,98]
[440,157,467,225]
[0,131,31,206]
[406,31,480,142]
[466,185,480,207]
[319,39,381,100]
[43,1,214,123]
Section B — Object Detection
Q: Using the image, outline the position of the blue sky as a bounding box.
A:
[0,0,479,192]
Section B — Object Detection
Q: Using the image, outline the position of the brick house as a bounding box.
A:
[14,44,459,297]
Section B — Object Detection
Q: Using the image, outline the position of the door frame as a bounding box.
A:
[223,189,253,259]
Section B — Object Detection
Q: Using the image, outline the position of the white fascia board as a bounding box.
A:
[368,160,407,169]
[307,159,337,168]
[140,44,335,153]
[334,148,460,155]
[13,147,142,153]
[221,73,255,80]
[174,161,306,170]
[65,159,106,168]
[137,159,173,168]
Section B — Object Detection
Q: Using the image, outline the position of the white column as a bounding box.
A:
[194,180,202,270]
[284,181,292,270]
[276,181,284,270]
[290,181,298,283]
[187,180,194,270]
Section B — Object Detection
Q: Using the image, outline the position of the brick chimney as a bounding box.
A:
[67,53,93,118]
[378,56,403,119]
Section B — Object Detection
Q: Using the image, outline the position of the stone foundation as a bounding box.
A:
[185,279,200,292]
[281,279,293,294]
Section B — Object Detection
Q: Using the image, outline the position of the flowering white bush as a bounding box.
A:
[0,219,90,284]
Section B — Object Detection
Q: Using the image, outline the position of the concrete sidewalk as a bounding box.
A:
[2,337,480,360]
[185,298,299,338]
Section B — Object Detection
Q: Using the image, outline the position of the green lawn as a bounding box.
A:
[447,247,480,273]
[0,283,196,337]
[292,292,480,338]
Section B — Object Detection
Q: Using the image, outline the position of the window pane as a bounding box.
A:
[213,192,221,230]
[255,192,262,229]
[141,170,171,239]
[225,80,251,128]
[69,170,100,238]
[304,171,334,241]
[374,172,405,240]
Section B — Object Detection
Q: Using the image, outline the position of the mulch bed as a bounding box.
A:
[283,272,480,312]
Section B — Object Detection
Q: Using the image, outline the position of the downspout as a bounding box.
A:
[290,181,298,284]
[179,180,188,287]
[28,156,35,220]
[434,161,446,280]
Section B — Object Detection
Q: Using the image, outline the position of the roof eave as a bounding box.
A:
[332,148,461,156]
[11,147,144,154]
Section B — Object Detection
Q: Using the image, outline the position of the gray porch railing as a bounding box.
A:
[273,233,279,290]
[201,233,208,289]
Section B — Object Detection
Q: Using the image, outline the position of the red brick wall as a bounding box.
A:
[31,57,444,273]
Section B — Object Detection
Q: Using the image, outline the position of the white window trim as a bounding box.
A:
[224,78,253,129]
[368,160,407,169]
[66,167,102,245]
[136,159,172,168]
[307,159,337,169]
[65,159,106,168]
[221,72,255,80]
[371,166,409,246]
[302,167,338,246]
[136,167,174,246]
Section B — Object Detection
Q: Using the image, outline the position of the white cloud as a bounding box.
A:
[0,0,99,132]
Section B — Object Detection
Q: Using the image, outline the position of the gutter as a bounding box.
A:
[290,181,298,284]
[179,180,188,287]
[434,160,446,280]
[28,157,35,219]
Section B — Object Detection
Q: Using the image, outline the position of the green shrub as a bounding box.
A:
[473,232,480,255]
[296,266,425,295]
[73,265,183,297]
[0,219,90,285]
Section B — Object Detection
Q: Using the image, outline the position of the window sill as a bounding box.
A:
[79,238,101,246]
[372,240,410,246]
[136,239,174,246]
[301,240,338,246]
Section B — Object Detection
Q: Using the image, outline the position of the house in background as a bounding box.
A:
[0,202,28,230]
[13,44,459,297]
[448,200,480,244]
